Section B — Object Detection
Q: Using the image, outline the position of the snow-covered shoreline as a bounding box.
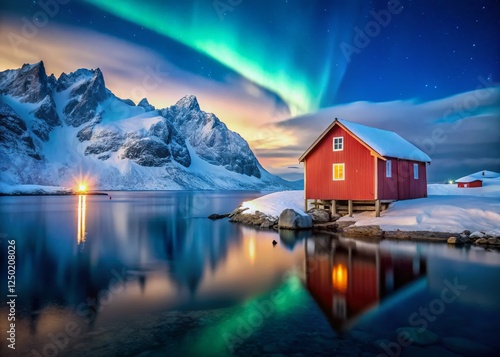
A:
[235,182,500,236]
[0,183,73,195]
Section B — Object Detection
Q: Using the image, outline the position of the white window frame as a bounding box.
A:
[333,137,344,151]
[386,160,392,178]
[332,163,345,181]
[413,163,419,179]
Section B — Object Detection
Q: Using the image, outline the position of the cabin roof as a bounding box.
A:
[299,118,432,163]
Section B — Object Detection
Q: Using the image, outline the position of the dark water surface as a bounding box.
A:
[1,191,499,357]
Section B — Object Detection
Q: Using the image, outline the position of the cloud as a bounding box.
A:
[272,86,500,182]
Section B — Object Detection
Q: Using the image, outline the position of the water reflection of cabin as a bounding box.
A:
[305,236,426,331]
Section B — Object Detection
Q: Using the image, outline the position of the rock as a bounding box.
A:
[312,221,337,231]
[228,207,249,218]
[336,220,356,230]
[260,220,274,229]
[475,238,488,244]
[208,213,229,220]
[443,337,494,356]
[487,237,500,245]
[462,230,471,235]
[278,209,312,230]
[447,236,467,245]
[343,225,383,237]
[470,231,485,238]
[306,208,330,223]
[395,327,438,346]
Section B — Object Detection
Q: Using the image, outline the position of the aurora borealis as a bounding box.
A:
[0,0,499,181]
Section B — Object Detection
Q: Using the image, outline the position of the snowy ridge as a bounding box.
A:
[0,61,294,191]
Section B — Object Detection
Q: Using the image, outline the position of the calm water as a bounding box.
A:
[1,191,499,357]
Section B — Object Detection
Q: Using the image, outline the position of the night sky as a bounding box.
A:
[1,0,499,182]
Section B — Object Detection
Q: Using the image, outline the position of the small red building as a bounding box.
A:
[299,118,431,215]
[457,180,482,188]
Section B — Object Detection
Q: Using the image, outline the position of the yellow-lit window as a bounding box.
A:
[333,163,345,180]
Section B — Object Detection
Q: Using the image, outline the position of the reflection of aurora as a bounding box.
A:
[77,195,87,244]
[188,274,306,356]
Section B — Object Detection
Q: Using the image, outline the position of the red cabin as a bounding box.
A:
[457,180,482,188]
[299,118,431,215]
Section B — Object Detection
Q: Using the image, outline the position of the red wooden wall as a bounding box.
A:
[377,158,428,200]
[305,125,375,200]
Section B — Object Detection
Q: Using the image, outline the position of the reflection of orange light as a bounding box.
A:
[248,237,256,265]
[332,264,348,292]
[77,195,87,244]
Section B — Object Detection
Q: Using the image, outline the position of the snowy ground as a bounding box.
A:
[239,180,500,234]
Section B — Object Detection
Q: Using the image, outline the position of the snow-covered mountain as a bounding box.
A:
[0,61,293,190]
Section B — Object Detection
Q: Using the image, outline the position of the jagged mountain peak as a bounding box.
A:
[0,60,50,103]
[138,98,155,112]
[57,67,105,94]
[175,94,200,112]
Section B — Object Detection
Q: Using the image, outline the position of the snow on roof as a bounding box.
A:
[337,119,431,162]
[455,170,500,183]
[299,118,431,162]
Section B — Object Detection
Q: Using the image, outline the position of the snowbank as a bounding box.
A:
[341,195,500,233]
[240,190,306,219]
[0,183,72,195]
[238,184,500,234]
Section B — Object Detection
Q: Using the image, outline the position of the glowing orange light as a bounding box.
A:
[332,264,348,292]
[78,184,87,193]
[77,194,87,244]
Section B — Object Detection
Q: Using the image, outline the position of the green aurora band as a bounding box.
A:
[83,0,357,115]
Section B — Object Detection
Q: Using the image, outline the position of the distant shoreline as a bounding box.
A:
[0,192,108,197]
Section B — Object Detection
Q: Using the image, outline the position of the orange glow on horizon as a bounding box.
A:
[332,264,348,292]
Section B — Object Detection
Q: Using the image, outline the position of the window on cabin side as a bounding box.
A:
[413,163,419,179]
[333,137,343,151]
[333,163,344,180]
[386,160,392,178]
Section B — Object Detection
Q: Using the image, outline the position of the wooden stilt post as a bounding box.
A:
[314,199,318,209]
[304,198,308,211]
[330,200,337,216]
[348,200,353,217]
[375,199,381,217]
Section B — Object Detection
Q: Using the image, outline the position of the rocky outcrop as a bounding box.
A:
[278,209,312,230]
[161,95,261,178]
[0,102,41,161]
[343,225,383,237]
[307,208,330,223]
[63,68,107,127]
[0,61,51,103]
